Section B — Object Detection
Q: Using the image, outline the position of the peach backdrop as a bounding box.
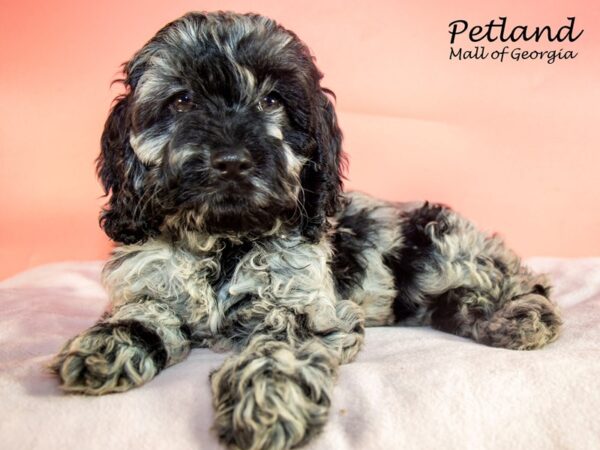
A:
[1,0,599,279]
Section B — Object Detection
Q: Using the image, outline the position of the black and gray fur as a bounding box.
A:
[51,11,562,450]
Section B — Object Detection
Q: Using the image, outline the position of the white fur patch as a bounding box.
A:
[130,130,170,164]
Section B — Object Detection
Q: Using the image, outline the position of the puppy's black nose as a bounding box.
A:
[210,148,253,179]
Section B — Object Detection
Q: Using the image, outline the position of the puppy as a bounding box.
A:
[52,11,562,450]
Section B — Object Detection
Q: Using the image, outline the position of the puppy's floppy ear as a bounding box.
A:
[300,89,346,241]
[97,93,162,244]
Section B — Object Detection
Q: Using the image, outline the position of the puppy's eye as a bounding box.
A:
[258,93,281,111]
[171,93,194,113]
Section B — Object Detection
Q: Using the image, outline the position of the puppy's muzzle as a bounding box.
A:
[210,147,254,180]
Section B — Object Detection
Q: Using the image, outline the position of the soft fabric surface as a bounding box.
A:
[1,258,599,449]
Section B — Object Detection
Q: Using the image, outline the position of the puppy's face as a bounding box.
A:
[99,12,344,244]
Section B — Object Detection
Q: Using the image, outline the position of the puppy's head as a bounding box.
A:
[98,12,345,244]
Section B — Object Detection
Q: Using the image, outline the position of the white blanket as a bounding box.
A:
[1,258,599,449]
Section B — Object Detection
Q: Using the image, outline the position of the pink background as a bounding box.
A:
[1,0,599,279]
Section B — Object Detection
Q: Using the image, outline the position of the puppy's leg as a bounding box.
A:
[212,337,336,450]
[211,300,364,450]
[395,203,562,350]
[51,301,190,395]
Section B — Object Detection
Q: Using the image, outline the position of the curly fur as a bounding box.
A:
[51,11,562,450]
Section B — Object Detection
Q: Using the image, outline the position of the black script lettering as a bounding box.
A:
[450,17,584,44]
[469,25,486,42]
[449,47,463,59]
[557,17,584,41]
[449,20,469,44]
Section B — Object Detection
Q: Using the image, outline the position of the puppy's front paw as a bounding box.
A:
[50,322,165,395]
[211,341,335,450]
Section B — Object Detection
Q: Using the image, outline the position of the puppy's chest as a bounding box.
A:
[201,240,275,329]
[211,241,254,304]
[196,236,338,338]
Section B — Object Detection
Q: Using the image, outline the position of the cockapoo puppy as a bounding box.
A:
[52,11,562,450]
